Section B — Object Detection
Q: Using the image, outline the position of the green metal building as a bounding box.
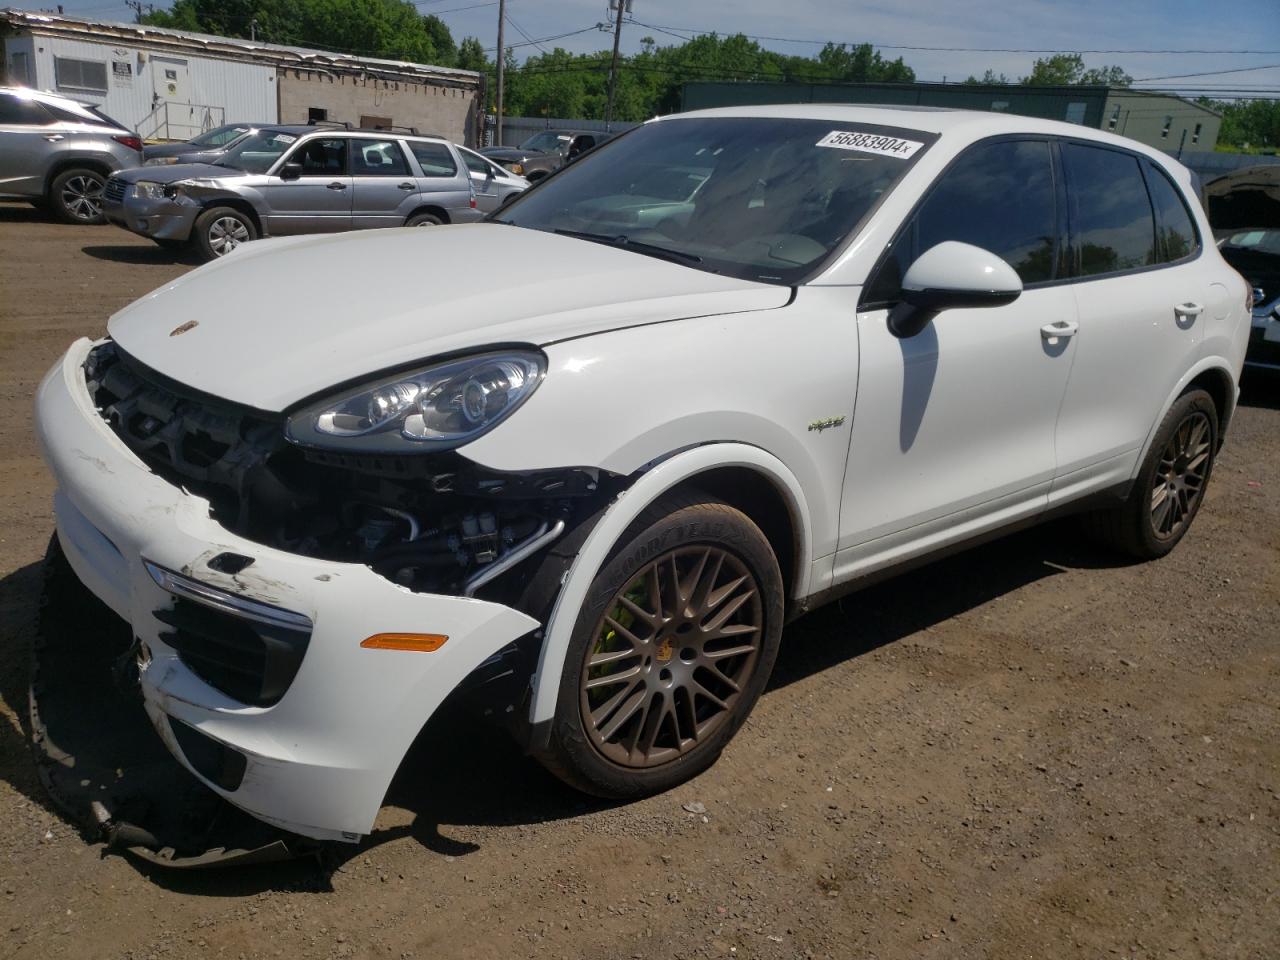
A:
[681,81,1220,155]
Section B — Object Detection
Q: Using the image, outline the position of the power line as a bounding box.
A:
[483,24,600,54]
[1133,63,1280,82]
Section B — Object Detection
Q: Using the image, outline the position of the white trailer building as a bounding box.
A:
[0,9,483,144]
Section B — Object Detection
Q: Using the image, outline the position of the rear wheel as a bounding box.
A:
[406,211,443,227]
[193,206,256,261]
[49,168,107,224]
[1085,388,1218,559]
[540,493,784,798]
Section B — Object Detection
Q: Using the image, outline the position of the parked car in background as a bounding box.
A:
[35,106,1249,847]
[103,126,486,260]
[142,123,258,166]
[0,86,142,223]
[455,144,530,212]
[1218,228,1280,372]
[482,129,610,181]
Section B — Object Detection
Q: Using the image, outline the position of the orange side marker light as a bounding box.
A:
[360,633,448,652]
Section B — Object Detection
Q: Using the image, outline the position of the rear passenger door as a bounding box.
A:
[349,137,417,229]
[261,136,352,235]
[0,92,54,197]
[407,140,473,217]
[1051,142,1211,496]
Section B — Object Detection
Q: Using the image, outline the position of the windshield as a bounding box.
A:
[496,117,934,284]
[520,131,571,153]
[190,124,250,147]
[1222,229,1280,255]
[219,129,301,173]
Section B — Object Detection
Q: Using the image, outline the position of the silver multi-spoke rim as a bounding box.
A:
[580,546,762,768]
[207,216,250,256]
[61,174,104,221]
[1151,411,1212,539]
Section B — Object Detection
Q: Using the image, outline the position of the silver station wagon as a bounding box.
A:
[103,125,529,260]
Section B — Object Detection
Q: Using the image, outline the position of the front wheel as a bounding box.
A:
[1085,388,1218,559]
[540,493,784,799]
[193,206,256,260]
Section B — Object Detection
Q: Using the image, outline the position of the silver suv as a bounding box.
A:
[0,86,144,223]
[103,125,528,260]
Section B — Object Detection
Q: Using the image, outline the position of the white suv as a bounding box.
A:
[35,105,1250,844]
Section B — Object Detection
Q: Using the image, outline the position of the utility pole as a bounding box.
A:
[604,0,627,129]
[250,18,258,42]
[124,0,153,23]
[495,0,506,146]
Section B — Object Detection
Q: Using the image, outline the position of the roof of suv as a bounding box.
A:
[268,124,450,143]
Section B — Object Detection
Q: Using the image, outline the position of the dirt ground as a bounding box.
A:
[0,203,1276,960]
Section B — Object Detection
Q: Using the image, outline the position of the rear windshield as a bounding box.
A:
[496,117,935,285]
[39,100,127,129]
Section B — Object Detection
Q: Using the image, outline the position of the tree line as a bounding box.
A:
[141,0,1277,150]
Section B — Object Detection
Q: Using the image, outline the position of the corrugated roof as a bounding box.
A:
[0,7,480,86]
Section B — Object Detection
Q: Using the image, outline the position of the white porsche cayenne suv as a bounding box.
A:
[35,105,1250,844]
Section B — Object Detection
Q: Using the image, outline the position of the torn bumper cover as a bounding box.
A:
[33,338,540,843]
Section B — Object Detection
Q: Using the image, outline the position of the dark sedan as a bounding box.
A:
[482,129,610,181]
[142,123,258,166]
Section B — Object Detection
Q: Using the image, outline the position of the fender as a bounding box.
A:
[527,442,814,731]
[1131,355,1240,482]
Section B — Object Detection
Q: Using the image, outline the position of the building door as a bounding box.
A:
[150,56,194,139]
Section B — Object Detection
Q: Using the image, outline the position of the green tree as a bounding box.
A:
[964,69,1011,84]
[1020,53,1130,86]
[1200,97,1280,150]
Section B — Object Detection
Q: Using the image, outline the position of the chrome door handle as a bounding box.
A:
[326,181,346,191]
[397,182,415,191]
[44,134,65,142]
[1174,302,1204,318]
[1040,320,1079,341]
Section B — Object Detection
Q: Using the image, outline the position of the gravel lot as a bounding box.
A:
[0,204,1276,960]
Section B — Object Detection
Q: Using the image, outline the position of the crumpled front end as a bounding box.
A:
[34,337,547,843]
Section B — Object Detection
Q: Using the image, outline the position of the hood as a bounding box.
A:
[143,142,200,159]
[482,147,540,162]
[1205,164,1280,230]
[111,162,246,184]
[107,224,790,411]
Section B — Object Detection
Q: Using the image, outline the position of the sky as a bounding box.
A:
[19,0,1280,100]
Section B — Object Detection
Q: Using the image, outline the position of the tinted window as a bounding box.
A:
[412,141,459,177]
[1144,163,1199,264]
[1063,143,1156,277]
[54,57,108,94]
[0,93,49,125]
[866,139,1058,303]
[291,137,347,176]
[350,138,409,176]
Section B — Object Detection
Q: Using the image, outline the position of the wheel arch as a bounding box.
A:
[44,156,113,194]
[1135,358,1239,479]
[405,204,450,225]
[199,197,263,235]
[527,443,814,732]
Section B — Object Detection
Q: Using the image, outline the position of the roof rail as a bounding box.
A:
[357,124,425,136]
[306,119,352,129]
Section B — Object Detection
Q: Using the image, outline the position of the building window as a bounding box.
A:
[1161,115,1173,139]
[990,100,1010,112]
[9,51,31,85]
[54,57,108,94]
[1192,122,1202,145]
[307,107,328,124]
[1108,105,1121,130]
[1065,101,1087,124]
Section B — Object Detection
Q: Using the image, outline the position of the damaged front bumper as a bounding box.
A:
[34,338,540,843]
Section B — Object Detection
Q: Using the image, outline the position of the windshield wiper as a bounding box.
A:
[553,228,703,265]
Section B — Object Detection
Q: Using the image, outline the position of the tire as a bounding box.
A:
[192,206,257,261]
[48,167,107,224]
[539,492,785,799]
[405,211,443,227]
[1085,388,1218,560]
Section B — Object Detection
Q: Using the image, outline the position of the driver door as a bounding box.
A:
[833,138,1078,582]
[260,136,353,235]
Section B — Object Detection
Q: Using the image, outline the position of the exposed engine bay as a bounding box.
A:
[84,340,614,598]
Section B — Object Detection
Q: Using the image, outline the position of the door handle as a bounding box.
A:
[326,181,346,191]
[397,182,415,191]
[44,134,65,142]
[1174,302,1204,318]
[1040,320,1079,341]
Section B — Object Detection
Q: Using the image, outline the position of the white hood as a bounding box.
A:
[108,224,789,411]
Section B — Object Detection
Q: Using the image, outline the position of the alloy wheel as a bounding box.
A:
[60,174,104,221]
[580,546,762,768]
[207,216,250,256]
[1150,410,1212,540]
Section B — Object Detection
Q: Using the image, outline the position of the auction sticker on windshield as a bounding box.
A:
[816,130,923,158]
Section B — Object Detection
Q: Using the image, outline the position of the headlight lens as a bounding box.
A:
[508,162,524,175]
[285,351,545,453]
[133,180,170,199]
[143,157,180,166]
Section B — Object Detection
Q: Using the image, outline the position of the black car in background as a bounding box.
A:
[482,129,611,181]
[142,123,258,166]
[1219,228,1280,373]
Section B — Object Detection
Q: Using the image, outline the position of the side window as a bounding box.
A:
[411,142,459,177]
[290,138,348,176]
[54,57,108,94]
[1144,162,1199,264]
[0,93,50,125]
[865,139,1058,304]
[1062,143,1156,277]
[350,138,410,176]
[459,148,496,178]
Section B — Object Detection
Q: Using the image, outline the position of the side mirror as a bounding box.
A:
[888,241,1023,339]
[279,161,303,181]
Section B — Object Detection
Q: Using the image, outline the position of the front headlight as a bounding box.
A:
[133,180,169,199]
[144,157,180,166]
[285,350,546,453]
[508,162,524,176]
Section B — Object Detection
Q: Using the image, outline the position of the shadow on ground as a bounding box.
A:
[81,244,193,265]
[0,517,1130,897]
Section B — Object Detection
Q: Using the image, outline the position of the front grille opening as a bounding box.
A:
[153,597,310,707]
[181,430,231,468]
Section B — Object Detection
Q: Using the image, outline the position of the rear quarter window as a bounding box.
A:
[410,142,458,177]
[1144,162,1200,263]
[1062,143,1157,277]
